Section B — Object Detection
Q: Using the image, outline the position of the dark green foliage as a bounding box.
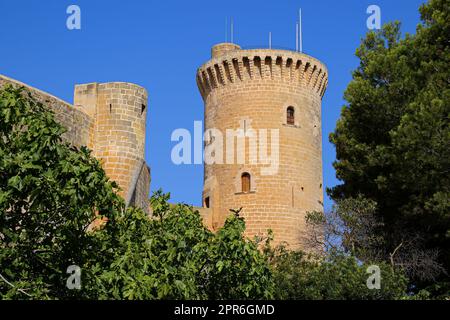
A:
[201,209,274,299]
[92,195,274,299]
[329,0,450,289]
[269,247,408,300]
[0,86,274,299]
[0,86,124,299]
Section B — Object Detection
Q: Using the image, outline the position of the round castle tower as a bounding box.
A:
[196,43,328,248]
[74,82,150,211]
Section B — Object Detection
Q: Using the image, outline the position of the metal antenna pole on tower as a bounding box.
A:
[231,18,234,43]
[269,32,272,49]
[299,8,303,52]
[225,18,228,42]
[296,22,299,51]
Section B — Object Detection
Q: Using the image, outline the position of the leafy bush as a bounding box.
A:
[268,246,408,300]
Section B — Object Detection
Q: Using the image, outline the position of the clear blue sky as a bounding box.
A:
[0,0,425,209]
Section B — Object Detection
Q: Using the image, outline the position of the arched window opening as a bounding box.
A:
[287,106,295,125]
[241,172,251,193]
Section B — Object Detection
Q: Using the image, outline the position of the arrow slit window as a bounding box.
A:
[287,106,295,125]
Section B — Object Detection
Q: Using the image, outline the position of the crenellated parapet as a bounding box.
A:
[196,44,328,101]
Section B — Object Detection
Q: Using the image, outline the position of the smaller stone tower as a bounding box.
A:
[74,82,150,212]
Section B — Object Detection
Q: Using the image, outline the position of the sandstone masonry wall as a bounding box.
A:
[0,75,93,148]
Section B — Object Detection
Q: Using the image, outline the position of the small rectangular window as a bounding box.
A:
[241,173,251,193]
[287,106,295,125]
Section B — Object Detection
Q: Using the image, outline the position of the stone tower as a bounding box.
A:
[196,43,328,248]
[73,82,150,210]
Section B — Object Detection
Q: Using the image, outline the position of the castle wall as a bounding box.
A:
[0,75,93,148]
[197,45,328,249]
[194,206,213,227]
[129,162,151,214]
